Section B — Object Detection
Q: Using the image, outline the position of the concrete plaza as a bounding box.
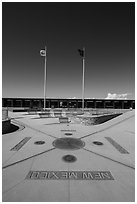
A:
[2,109,135,202]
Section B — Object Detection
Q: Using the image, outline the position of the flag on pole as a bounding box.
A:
[40,49,46,57]
[78,49,84,58]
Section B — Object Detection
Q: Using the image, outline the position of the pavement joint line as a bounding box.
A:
[12,119,58,139]
[80,114,135,140]
[29,157,36,173]
[11,121,38,138]
[2,148,56,170]
[61,130,76,132]
[2,128,28,165]
[44,123,60,125]
[2,178,26,195]
[125,130,135,134]
[3,156,35,195]
[82,148,135,170]
[2,151,19,166]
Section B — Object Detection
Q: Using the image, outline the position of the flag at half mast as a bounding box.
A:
[78,48,85,58]
[40,49,46,57]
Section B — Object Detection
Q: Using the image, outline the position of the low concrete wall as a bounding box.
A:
[85,113,122,125]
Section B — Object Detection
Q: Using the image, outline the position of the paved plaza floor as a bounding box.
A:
[2,110,135,202]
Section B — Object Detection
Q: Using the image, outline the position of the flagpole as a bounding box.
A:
[44,46,47,111]
[82,47,85,112]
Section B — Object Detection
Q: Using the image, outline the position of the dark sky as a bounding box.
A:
[2,2,135,99]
